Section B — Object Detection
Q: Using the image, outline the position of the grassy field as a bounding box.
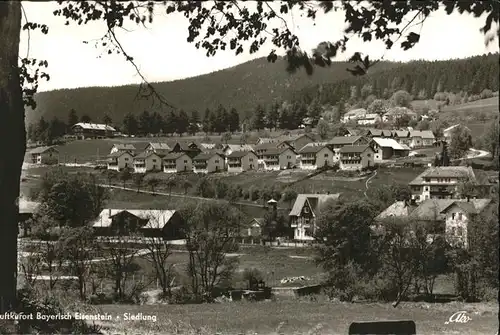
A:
[95,300,498,334]
[21,163,425,207]
[126,246,322,290]
[411,96,498,113]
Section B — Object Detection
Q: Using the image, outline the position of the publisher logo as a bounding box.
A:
[444,311,472,325]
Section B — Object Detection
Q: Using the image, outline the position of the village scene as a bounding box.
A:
[3,1,499,335]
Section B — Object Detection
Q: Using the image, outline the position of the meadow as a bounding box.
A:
[93,300,498,335]
[411,96,498,139]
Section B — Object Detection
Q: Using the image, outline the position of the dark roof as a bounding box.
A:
[134,151,162,159]
[289,193,341,216]
[393,130,410,138]
[260,146,296,155]
[439,199,492,214]
[228,150,256,158]
[409,166,476,185]
[298,143,330,154]
[254,142,279,151]
[30,146,58,154]
[366,129,393,137]
[328,136,363,145]
[339,145,372,153]
[108,151,133,158]
[113,143,136,150]
[172,142,200,151]
[147,142,171,150]
[163,152,189,160]
[193,152,222,161]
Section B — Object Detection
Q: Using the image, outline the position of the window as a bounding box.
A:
[457,227,463,236]
[452,213,456,220]
[303,207,310,213]
[124,158,129,161]
[451,227,456,235]
[215,160,219,163]
[424,187,428,191]
[324,153,329,158]
[458,213,463,220]
[367,153,371,157]
[250,158,254,162]
[152,159,157,163]
[287,155,291,159]
[184,160,187,164]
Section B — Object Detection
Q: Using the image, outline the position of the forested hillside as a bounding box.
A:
[26,57,399,125]
[27,53,498,129]
[293,53,499,106]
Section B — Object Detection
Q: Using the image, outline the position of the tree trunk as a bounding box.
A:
[0,1,23,313]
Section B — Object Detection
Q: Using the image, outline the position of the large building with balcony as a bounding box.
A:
[408,166,488,202]
[226,151,258,173]
[298,144,334,170]
[107,151,134,171]
[339,145,375,171]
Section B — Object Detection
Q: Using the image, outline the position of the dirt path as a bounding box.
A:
[364,170,377,198]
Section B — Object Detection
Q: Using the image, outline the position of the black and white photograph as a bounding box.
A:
[1,1,499,334]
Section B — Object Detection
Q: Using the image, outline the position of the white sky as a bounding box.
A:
[20,1,499,92]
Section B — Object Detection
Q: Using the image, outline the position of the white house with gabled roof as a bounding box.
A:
[133,151,163,173]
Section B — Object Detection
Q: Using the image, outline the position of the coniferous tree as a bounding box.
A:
[189,110,200,135]
[228,108,240,133]
[307,98,322,126]
[122,113,139,136]
[139,110,152,135]
[266,101,280,130]
[47,116,66,144]
[164,110,178,136]
[35,117,49,143]
[67,109,78,127]
[202,108,212,134]
[176,109,190,136]
[214,105,228,134]
[252,104,266,131]
[102,114,112,126]
[151,112,164,135]
[80,114,91,123]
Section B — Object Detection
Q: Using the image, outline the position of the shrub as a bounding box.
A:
[15,288,102,334]
[480,89,493,99]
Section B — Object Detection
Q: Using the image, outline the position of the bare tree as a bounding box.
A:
[380,217,420,308]
[146,176,160,194]
[183,202,241,302]
[19,252,42,289]
[133,173,145,193]
[141,213,176,298]
[58,227,99,300]
[30,213,64,292]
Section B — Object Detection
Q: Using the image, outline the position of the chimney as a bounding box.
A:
[327,191,330,194]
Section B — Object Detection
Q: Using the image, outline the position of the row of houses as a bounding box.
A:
[28,132,410,172]
[363,128,436,148]
[105,133,412,174]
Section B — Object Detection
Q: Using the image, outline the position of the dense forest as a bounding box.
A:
[292,53,499,106]
[26,57,399,126]
[27,53,498,134]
